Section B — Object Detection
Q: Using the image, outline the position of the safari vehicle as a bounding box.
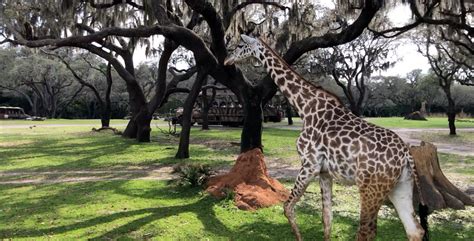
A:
[0,106,30,119]
[173,89,283,126]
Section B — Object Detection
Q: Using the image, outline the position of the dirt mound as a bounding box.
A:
[206,148,289,210]
[404,111,427,121]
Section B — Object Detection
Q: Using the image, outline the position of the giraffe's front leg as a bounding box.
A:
[319,172,333,241]
[285,134,320,240]
[284,164,317,241]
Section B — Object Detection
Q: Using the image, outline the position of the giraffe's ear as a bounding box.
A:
[241,34,257,44]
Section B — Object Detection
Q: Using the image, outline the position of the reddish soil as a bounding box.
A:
[206,148,289,210]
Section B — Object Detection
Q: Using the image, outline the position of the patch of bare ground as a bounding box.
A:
[0,140,34,148]
[0,166,176,184]
[444,173,473,193]
[393,128,474,156]
[190,138,240,151]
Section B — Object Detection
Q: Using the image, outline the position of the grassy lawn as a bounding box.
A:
[365,117,474,129]
[438,153,474,180]
[413,131,474,146]
[0,119,165,126]
[1,180,471,240]
[0,126,239,172]
[0,122,473,240]
[2,116,474,128]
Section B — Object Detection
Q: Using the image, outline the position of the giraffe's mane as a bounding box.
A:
[257,37,343,106]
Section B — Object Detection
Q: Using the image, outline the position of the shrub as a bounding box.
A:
[172,163,213,187]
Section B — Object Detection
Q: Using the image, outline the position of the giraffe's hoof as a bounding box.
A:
[407,229,424,241]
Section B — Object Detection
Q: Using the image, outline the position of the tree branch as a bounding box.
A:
[370,0,473,38]
[185,0,228,63]
[224,0,289,29]
[84,0,144,10]
[201,84,229,91]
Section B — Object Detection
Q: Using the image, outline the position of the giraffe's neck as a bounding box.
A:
[257,41,340,117]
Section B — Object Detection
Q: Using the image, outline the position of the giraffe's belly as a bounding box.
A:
[323,152,357,185]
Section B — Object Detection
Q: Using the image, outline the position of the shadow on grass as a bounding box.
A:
[0,131,234,173]
[0,180,471,240]
[0,180,336,240]
[0,181,224,239]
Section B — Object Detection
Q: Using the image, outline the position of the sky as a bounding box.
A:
[381,42,429,76]
[382,4,430,76]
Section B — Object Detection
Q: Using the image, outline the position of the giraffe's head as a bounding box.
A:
[224,34,262,65]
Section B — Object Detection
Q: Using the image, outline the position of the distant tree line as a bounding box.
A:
[284,68,474,118]
[0,48,189,120]
[2,47,473,121]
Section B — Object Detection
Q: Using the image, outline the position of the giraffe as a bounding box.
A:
[224,35,425,241]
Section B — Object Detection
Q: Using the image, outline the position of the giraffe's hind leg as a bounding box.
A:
[319,173,333,241]
[356,184,392,241]
[388,168,424,241]
[284,165,318,241]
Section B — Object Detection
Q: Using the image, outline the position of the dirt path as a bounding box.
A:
[0,166,176,184]
[268,123,474,156]
[392,128,474,156]
[0,166,298,185]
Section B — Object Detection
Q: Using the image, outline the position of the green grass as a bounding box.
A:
[2,116,474,128]
[413,131,474,146]
[438,153,474,178]
[1,180,472,240]
[365,117,474,129]
[0,118,165,126]
[0,126,237,172]
[0,122,473,240]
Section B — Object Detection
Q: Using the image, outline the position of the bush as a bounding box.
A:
[171,164,213,187]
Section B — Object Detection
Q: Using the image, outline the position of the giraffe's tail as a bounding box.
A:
[407,153,425,206]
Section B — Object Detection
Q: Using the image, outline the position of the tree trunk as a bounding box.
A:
[442,86,456,135]
[349,102,361,117]
[286,104,293,125]
[123,118,138,138]
[447,111,456,136]
[101,63,113,128]
[410,141,473,210]
[241,88,263,153]
[32,95,38,116]
[122,106,153,142]
[122,81,149,141]
[176,70,208,159]
[201,88,210,130]
[135,109,153,142]
[100,107,111,128]
[410,141,473,241]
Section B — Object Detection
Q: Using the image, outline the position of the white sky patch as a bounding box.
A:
[378,4,430,76]
[387,4,413,26]
[382,42,430,76]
